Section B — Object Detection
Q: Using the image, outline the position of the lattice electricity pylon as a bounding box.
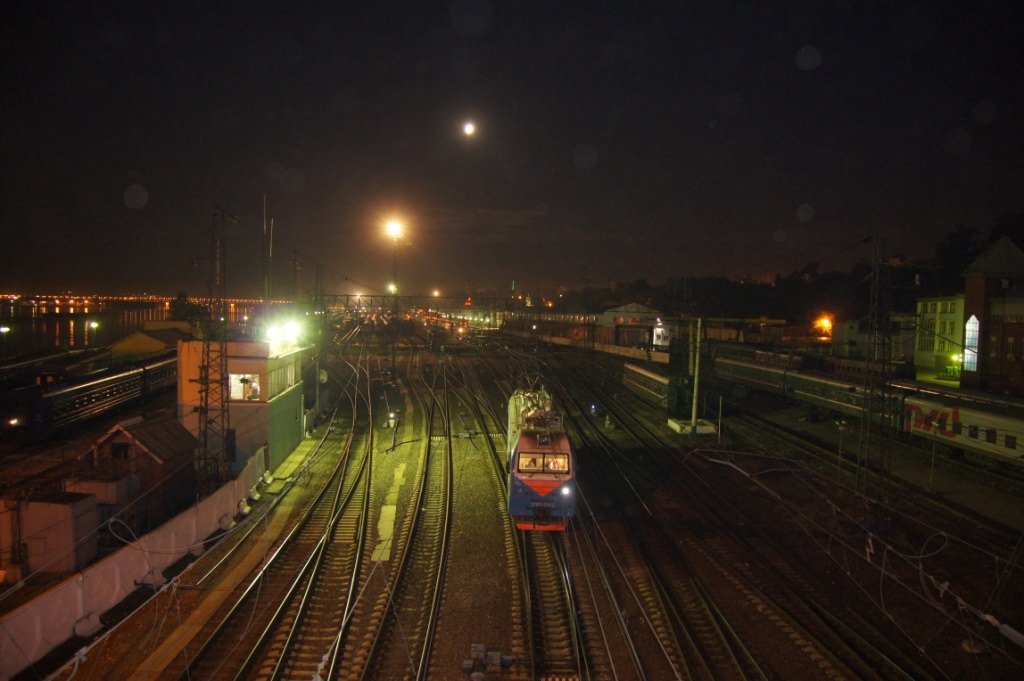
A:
[194,207,235,498]
[855,235,894,503]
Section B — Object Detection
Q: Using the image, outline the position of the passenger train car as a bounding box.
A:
[622,363,670,407]
[712,356,1024,466]
[0,356,177,443]
[507,388,575,531]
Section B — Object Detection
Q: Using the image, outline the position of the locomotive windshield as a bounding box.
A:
[518,452,570,473]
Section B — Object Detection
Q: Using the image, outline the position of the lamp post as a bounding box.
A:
[835,420,847,480]
[0,325,10,358]
[385,219,403,377]
[929,419,937,489]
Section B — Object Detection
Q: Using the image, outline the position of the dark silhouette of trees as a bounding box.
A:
[929,226,985,295]
[543,220,1021,324]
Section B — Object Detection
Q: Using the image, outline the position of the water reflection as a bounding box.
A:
[0,296,267,359]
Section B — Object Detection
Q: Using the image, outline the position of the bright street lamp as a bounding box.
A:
[385,219,403,293]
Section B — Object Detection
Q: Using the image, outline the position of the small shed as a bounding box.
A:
[0,491,99,576]
[66,414,199,536]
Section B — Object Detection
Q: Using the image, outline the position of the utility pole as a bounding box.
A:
[689,317,702,433]
[290,249,302,303]
[194,207,235,498]
[856,236,893,505]
[262,194,274,307]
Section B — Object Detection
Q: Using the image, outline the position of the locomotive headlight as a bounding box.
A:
[560,485,572,496]
[7,417,19,427]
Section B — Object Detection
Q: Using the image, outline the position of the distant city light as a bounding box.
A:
[463,120,476,136]
[813,314,833,336]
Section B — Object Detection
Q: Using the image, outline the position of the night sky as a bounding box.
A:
[2,2,1022,299]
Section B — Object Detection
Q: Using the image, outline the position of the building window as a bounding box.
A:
[231,373,262,400]
[918,318,935,351]
[968,425,978,439]
[986,429,997,444]
[949,301,956,314]
[930,302,937,312]
[112,442,131,460]
[1007,435,1017,450]
[940,301,948,313]
[964,316,979,371]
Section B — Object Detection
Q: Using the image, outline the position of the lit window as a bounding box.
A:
[231,373,262,400]
[963,316,979,371]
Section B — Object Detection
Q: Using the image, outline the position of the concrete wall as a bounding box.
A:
[0,448,268,680]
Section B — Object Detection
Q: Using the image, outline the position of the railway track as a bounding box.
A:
[27,337,1022,680]
[162,368,373,680]
[593,358,1024,678]
[561,361,945,679]
[356,360,454,680]
[455,350,587,680]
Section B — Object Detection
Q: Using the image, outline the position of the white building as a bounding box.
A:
[914,294,965,383]
[177,336,315,474]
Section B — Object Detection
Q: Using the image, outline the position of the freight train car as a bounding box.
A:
[507,388,575,531]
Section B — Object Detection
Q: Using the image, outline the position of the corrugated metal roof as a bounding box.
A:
[93,414,198,465]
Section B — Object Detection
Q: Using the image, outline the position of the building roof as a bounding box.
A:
[107,328,190,363]
[111,328,190,349]
[603,302,662,315]
[962,236,1024,278]
[90,414,198,465]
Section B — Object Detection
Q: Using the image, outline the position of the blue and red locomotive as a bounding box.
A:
[506,388,575,531]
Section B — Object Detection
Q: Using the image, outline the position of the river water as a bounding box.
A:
[0,296,265,360]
